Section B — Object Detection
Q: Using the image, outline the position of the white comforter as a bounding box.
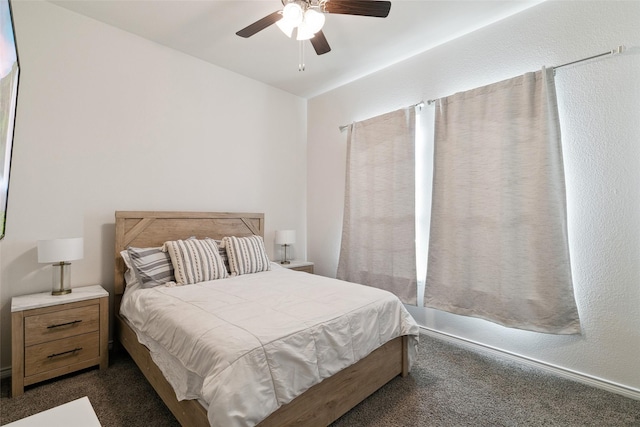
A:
[120,265,419,427]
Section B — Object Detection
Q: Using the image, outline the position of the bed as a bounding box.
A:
[114,211,419,427]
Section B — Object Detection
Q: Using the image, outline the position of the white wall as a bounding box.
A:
[0,1,307,370]
[308,1,640,393]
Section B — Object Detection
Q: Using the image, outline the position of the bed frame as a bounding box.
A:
[114,211,409,426]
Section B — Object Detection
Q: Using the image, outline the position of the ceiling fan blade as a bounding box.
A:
[324,0,391,18]
[310,31,331,55]
[236,11,282,38]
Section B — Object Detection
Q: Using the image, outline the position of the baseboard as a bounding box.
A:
[419,326,640,401]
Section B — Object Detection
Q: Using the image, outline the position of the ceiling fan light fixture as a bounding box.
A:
[282,2,304,27]
[303,8,325,34]
[236,0,392,58]
[276,18,295,37]
[296,23,315,40]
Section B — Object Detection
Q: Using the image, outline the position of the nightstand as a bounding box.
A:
[280,260,314,274]
[11,285,109,397]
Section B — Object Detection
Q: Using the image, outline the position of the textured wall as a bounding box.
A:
[308,1,640,392]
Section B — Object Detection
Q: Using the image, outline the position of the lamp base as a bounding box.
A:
[280,243,292,264]
[51,262,73,296]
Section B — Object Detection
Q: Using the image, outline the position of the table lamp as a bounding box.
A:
[37,237,84,295]
[275,230,295,265]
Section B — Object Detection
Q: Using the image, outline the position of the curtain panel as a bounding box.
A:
[337,108,417,305]
[425,68,581,334]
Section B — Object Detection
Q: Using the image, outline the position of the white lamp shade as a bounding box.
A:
[296,22,315,40]
[275,230,296,245]
[276,19,295,38]
[38,238,84,263]
[304,9,325,34]
[282,2,303,27]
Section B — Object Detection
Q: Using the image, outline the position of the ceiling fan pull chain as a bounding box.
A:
[298,41,306,71]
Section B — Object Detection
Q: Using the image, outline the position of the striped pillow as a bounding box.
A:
[119,250,139,288]
[223,235,271,276]
[163,238,228,285]
[127,246,175,289]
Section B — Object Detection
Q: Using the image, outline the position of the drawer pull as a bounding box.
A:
[47,347,83,359]
[47,320,82,329]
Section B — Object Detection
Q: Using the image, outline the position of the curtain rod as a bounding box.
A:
[338,101,424,132]
[553,45,624,71]
[426,45,626,105]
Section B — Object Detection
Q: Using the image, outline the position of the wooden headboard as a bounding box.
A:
[114,211,265,297]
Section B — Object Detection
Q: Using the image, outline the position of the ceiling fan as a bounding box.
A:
[236,0,392,56]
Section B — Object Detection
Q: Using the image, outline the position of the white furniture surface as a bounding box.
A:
[278,260,314,273]
[11,285,108,312]
[4,396,101,427]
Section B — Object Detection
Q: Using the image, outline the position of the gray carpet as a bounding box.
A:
[2,333,639,426]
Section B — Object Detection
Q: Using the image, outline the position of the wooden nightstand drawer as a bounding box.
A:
[25,305,100,346]
[25,331,100,377]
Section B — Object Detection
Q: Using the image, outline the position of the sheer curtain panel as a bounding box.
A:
[337,108,417,305]
[425,68,581,334]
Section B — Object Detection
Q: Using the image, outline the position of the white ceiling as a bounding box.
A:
[50,0,544,98]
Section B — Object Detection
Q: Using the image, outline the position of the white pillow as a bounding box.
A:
[163,238,228,285]
[222,235,271,276]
